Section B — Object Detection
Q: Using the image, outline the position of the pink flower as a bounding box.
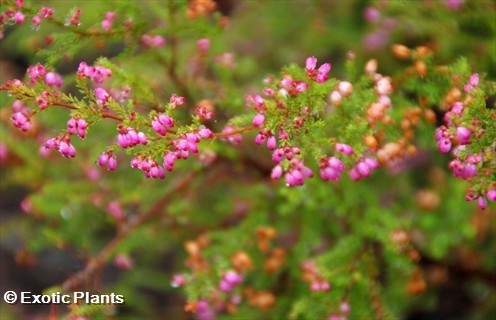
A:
[114,254,134,270]
[456,126,471,144]
[152,35,165,47]
[445,0,464,11]
[335,143,354,156]
[470,73,479,87]
[98,152,117,171]
[305,56,331,83]
[437,138,452,154]
[198,128,213,138]
[171,274,186,287]
[252,113,265,127]
[27,63,46,81]
[14,11,24,23]
[477,196,487,210]
[45,72,63,87]
[267,136,277,150]
[486,190,496,202]
[363,7,380,22]
[107,201,123,220]
[11,112,31,131]
[94,88,109,105]
[197,38,210,53]
[330,90,342,106]
[271,165,283,179]
[105,12,116,20]
[101,19,112,31]
[338,81,353,97]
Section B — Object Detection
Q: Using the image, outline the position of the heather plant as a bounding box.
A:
[0,0,495,319]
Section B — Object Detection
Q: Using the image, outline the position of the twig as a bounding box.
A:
[61,170,197,291]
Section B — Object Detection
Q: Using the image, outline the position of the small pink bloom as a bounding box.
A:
[32,15,41,25]
[437,138,452,153]
[45,72,63,87]
[335,143,354,156]
[105,12,116,20]
[101,19,112,31]
[107,200,123,220]
[364,7,380,22]
[171,274,186,287]
[94,87,109,105]
[198,128,213,138]
[271,165,283,179]
[470,73,479,87]
[107,156,117,170]
[456,126,471,144]
[197,38,210,53]
[252,113,265,127]
[306,56,317,70]
[14,11,24,23]
[338,81,353,97]
[267,136,277,150]
[114,254,134,270]
[486,190,496,202]
[478,196,487,210]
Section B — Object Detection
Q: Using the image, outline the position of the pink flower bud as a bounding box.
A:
[94,88,109,105]
[267,136,277,150]
[478,196,487,210]
[486,190,496,202]
[105,12,116,20]
[198,128,213,138]
[456,126,471,144]
[114,254,134,270]
[101,19,112,31]
[252,113,265,127]
[335,143,354,156]
[197,38,210,53]
[338,81,353,97]
[271,165,283,179]
[306,56,317,70]
[364,7,380,22]
[437,138,452,153]
[107,156,117,171]
[14,11,24,23]
[330,90,342,106]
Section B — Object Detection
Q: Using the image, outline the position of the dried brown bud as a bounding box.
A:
[231,251,254,272]
[415,46,432,58]
[365,59,378,75]
[364,135,379,150]
[392,44,411,60]
[424,109,437,124]
[407,269,427,296]
[416,189,440,211]
[415,60,427,77]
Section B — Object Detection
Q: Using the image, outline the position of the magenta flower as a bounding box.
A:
[305,56,331,83]
[252,113,265,127]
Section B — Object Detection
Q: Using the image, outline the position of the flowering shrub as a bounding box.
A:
[0,0,495,319]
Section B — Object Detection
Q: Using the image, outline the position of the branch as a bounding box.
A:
[61,170,198,291]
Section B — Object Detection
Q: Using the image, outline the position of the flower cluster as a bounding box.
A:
[101,12,116,32]
[44,136,76,158]
[117,126,147,148]
[219,270,243,292]
[11,112,31,132]
[305,56,331,83]
[301,260,330,292]
[434,73,495,210]
[97,152,117,171]
[67,117,88,139]
[77,62,112,84]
